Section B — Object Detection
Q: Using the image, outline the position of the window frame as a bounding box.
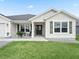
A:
[61,22,68,33]
[54,22,61,33]
[54,21,68,33]
[17,24,19,32]
[26,25,29,32]
[21,26,25,32]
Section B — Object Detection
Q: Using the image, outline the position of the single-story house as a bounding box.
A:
[0,9,78,40]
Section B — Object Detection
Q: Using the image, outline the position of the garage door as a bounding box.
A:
[0,23,6,37]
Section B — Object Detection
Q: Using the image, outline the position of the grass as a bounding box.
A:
[76,35,79,41]
[0,41,79,59]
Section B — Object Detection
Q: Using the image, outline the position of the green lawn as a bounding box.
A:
[0,42,79,59]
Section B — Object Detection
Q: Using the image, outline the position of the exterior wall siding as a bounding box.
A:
[10,23,17,37]
[45,13,76,40]
[0,16,11,37]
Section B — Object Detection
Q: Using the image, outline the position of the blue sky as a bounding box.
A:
[0,0,79,17]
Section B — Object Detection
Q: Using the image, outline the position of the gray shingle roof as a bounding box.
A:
[7,14,36,20]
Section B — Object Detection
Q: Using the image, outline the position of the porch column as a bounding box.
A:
[32,22,34,38]
[29,24,31,32]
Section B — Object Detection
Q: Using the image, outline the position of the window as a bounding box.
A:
[26,25,29,32]
[54,22,60,32]
[62,22,67,32]
[26,29,29,32]
[50,21,53,34]
[17,24,19,32]
[21,26,24,32]
[7,24,8,26]
[69,21,72,34]
[54,22,68,33]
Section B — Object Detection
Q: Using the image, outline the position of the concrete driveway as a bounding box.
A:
[0,41,11,48]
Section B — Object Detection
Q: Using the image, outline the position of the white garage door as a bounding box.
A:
[0,23,6,37]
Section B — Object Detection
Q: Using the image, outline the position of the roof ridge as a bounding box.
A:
[7,14,36,20]
[7,14,35,17]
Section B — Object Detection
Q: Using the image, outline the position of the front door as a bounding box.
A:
[36,25,42,35]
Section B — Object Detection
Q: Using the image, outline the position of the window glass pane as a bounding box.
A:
[62,22,67,28]
[26,25,29,32]
[54,22,60,32]
[26,29,29,32]
[17,24,19,32]
[50,22,53,34]
[62,28,67,32]
[38,26,42,30]
[21,26,24,32]
[54,22,60,28]
[69,22,72,34]
[62,22,67,32]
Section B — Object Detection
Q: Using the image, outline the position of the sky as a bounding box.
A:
[0,0,79,17]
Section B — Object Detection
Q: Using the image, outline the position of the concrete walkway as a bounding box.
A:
[0,37,79,43]
[0,37,48,41]
[0,37,79,48]
[0,41,11,48]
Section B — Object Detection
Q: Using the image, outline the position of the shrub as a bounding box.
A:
[16,32,25,38]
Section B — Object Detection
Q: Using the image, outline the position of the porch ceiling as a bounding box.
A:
[12,20,29,24]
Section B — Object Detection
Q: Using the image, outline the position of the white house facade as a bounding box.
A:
[0,9,78,40]
[0,15,11,37]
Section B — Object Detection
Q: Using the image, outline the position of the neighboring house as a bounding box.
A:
[0,9,78,40]
[76,20,79,34]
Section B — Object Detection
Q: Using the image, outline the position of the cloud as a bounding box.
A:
[27,5,34,9]
[0,0,5,2]
[73,3,79,7]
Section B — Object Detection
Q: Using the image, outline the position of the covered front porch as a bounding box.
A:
[14,21,45,38]
[11,20,32,38]
[31,22,45,38]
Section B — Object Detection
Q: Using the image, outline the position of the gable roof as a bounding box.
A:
[0,14,11,22]
[28,9,58,22]
[7,14,35,20]
[28,9,79,22]
[59,10,79,20]
[0,8,79,24]
[45,10,79,20]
